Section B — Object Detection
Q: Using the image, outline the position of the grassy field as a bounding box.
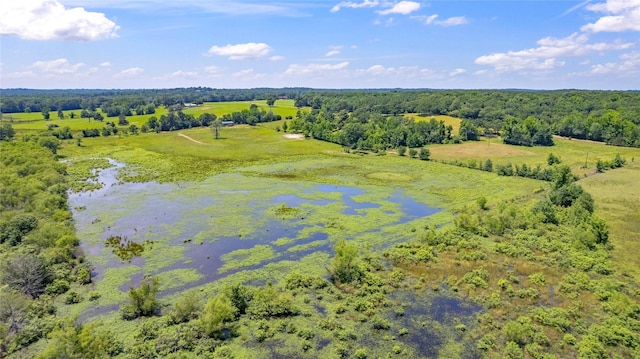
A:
[430,136,640,282]
[0,99,303,132]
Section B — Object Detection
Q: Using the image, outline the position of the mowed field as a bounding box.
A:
[1,99,302,132]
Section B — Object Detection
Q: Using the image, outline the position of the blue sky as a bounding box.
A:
[1,0,638,89]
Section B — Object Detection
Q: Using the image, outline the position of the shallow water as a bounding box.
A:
[70,159,443,318]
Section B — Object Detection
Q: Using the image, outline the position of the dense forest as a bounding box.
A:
[3,89,639,147]
[0,139,93,355]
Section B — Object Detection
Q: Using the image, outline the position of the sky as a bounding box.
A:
[0,0,639,90]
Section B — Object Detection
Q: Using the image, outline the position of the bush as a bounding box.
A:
[120,276,160,320]
[418,147,430,160]
[88,291,101,301]
[169,290,202,324]
[64,290,82,304]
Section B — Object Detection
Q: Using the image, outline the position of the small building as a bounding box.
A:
[221,121,234,127]
[184,103,198,108]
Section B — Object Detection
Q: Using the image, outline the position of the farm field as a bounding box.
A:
[1,100,302,132]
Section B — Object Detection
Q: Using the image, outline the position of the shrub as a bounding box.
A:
[64,290,82,304]
[169,290,202,324]
[88,291,101,301]
[200,294,237,338]
[120,276,160,320]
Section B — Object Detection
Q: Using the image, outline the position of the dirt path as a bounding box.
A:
[178,133,205,144]
[552,135,605,145]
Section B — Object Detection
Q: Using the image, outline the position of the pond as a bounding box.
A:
[70,159,442,318]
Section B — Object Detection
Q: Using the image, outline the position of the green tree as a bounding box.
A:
[266,95,277,107]
[128,124,139,135]
[1,254,51,298]
[118,113,128,126]
[199,294,237,338]
[169,290,202,324]
[483,158,493,172]
[409,148,417,158]
[57,110,64,119]
[398,146,407,156]
[330,239,360,283]
[459,120,478,140]
[41,107,50,120]
[547,153,561,165]
[0,124,16,141]
[211,119,223,139]
[120,276,160,320]
[282,121,288,133]
[418,147,430,160]
[37,320,121,359]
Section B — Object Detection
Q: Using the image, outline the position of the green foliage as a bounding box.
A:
[2,254,51,298]
[418,147,430,160]
[37,321,121,359]
[397,145,406,156]
[408,148,417,158]
[63,290,82,305]
[0,123,16,141]
[477,196,488,210]
[461,268,490,289]
[330,239,361,284]
[547,152,561,165]
[284,271,328,290]
[502,116,553,147]
[169,290,202,324]
[120,276,160,320]
[199,294,237,338]
[246,284,298,319]
[224,284,252,317]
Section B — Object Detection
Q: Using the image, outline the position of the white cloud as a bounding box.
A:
[331,0,378,13]
[449,68,467,76]
[270,55,285,61]
[474,70,489,76]
[31,58,85,74]
[285,62,349,76]
[415,14,469,26]
[354,65,440,79]
[582,0,640,32]
[378,1,420,15]
[169,70,197,78]
[233,69,255,77]
[100,62,111,67]
[325,46,344,57]
[206,42,272,60]
[0,0,119,41]
[119,67,144,77]
[204,66,221,74]
[475,32,633,72]
[436,16,468,26]
[61,0,298,16]
[589,51,640,74]
[5,71,36,79]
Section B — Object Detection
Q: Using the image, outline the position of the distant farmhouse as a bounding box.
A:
[183,103,198,108]
[221,121,234,127]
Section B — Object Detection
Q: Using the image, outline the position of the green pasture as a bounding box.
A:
[429,136,640,178]
[0,99,303,132]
